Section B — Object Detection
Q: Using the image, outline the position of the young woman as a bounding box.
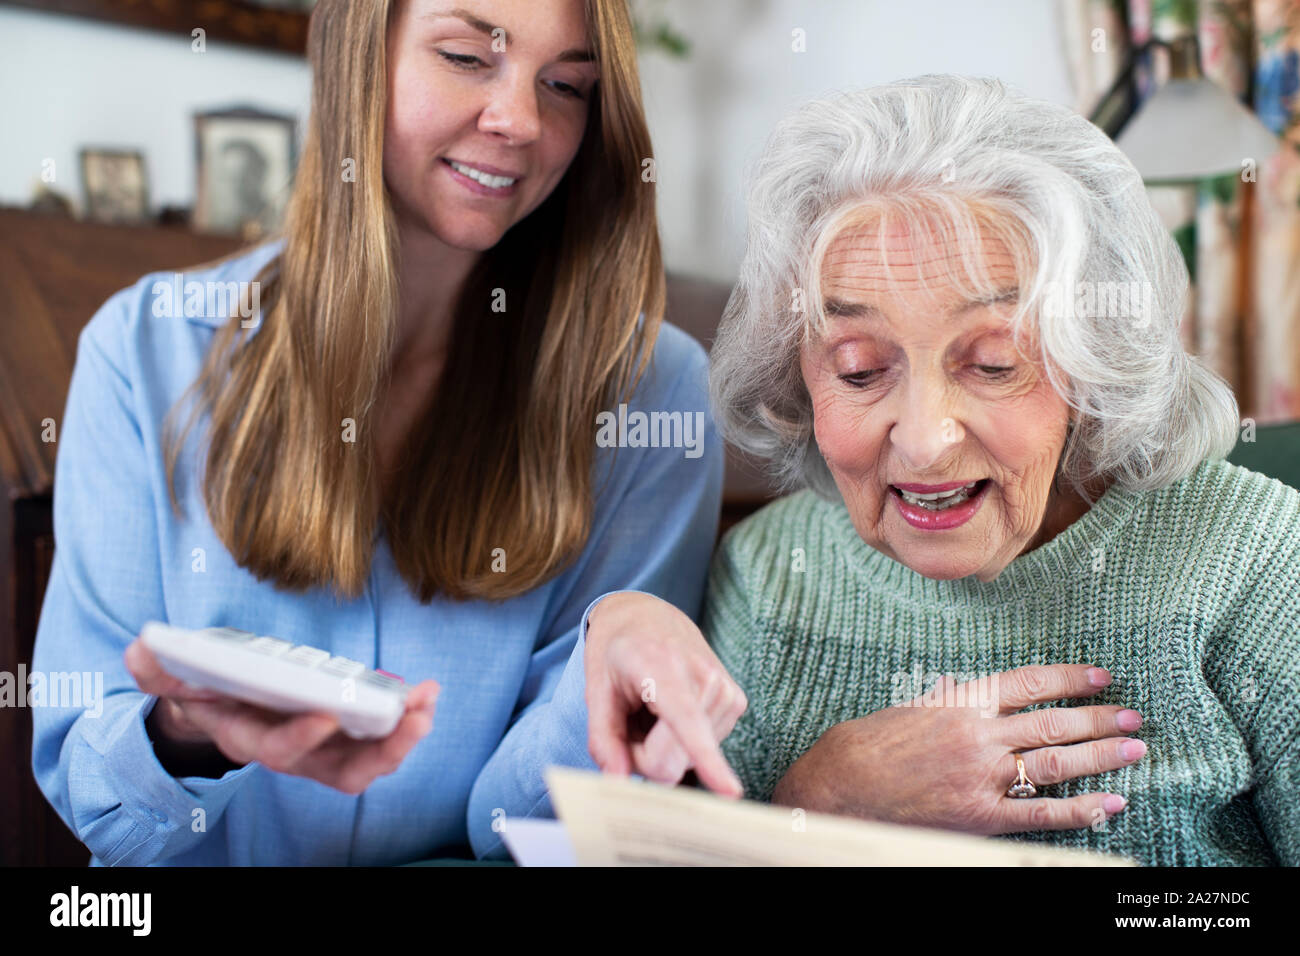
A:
[31,0,745,866]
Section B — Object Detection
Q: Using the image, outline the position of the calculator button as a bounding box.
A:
[284,646,331,667]
[247,637,292,656]
[205,627,255,643]
[362,671,403,689]
[320,657,365,678]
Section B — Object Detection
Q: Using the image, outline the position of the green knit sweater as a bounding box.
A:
[703,459,1300,866]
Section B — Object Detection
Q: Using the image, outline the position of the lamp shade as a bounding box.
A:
[1116,77,1280,182]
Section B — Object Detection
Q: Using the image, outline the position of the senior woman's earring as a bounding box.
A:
[1006,755,1038,798]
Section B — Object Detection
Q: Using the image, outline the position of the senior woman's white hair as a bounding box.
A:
[711,74,1240,499]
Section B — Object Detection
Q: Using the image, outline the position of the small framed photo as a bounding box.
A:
[193,106,297,238]
[80,148,149,224]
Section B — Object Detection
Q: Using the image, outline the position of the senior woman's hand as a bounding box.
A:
[772,664,1142,833]
[585,591,747,797]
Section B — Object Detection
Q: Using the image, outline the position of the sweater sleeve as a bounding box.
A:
[1205,483,1300,866]
[702,524,777,802]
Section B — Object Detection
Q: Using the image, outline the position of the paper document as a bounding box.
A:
[500,818,578,867]
[545,767,1135,866]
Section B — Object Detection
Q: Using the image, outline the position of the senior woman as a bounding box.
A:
[701,75,1300,867]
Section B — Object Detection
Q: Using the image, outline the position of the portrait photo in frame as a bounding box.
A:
[79,148,150,224]
[193,107,297,239]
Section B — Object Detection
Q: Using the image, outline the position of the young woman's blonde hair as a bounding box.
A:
[166,0,663,602]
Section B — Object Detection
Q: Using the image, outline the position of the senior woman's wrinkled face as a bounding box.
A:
[800,220,1078,581]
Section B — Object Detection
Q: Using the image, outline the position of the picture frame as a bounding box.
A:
[193,106,298,239]
[79,148,150,224]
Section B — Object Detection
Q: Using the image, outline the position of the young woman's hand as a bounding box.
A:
[772,664,1144,834]
[584,592,746,797]
[124,637,439,794]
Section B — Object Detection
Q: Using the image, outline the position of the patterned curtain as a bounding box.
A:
[1061,0,1300,421]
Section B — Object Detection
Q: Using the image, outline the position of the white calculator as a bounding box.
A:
[140,622,411,739]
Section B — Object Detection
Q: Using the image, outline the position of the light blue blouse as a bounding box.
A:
[30,240,723,865]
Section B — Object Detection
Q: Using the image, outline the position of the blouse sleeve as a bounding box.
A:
[30,289,257,866]
[466,332,723,860]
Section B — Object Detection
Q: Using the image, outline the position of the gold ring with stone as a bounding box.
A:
[1006,754,1037,798]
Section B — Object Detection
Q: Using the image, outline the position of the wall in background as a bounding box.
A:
[0,6,311,217]
[1,1,1074,283]
[637,0,1076,282]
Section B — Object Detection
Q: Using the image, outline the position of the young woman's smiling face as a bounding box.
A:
[799,218,1078,582]
[383,0,597,252]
